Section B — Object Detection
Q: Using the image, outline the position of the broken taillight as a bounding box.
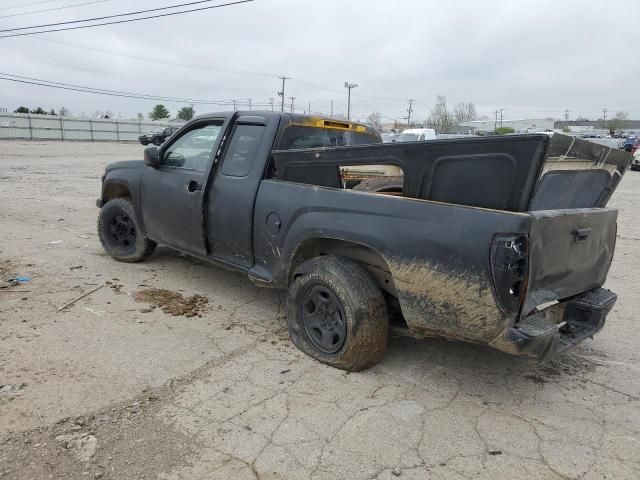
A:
[490,234,528,314]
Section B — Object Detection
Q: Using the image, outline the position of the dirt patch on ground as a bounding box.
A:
[133,288,208,317]
[0,387,198,480]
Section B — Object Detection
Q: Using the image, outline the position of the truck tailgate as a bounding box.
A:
[523,208,617,315]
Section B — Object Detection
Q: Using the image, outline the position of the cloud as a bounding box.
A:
[1,0,638,120]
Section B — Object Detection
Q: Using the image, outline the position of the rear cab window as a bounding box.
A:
[220,124,266,177]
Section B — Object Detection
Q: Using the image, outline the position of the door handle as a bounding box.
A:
[572,227,591,242]
[187,180,202,193]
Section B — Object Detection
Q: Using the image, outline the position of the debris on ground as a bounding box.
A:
[133,288,208,317]
[57,284,105,312]
[0,383,28,399]
[55,432,97,461]
[7,276,31,284]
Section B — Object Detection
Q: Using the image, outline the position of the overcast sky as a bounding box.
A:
[0,0,638,122]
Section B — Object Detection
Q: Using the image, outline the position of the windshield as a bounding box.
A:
[396,133,420,142]
[277,126,380,149]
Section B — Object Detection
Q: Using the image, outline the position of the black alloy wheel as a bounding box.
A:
[302,284,347,354]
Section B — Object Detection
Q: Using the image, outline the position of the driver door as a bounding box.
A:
[140,120,225,255]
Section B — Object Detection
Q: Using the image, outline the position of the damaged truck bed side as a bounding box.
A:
[97,111,632,371]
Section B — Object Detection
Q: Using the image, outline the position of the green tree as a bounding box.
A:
[149,104,170,120]
[14,106,29,114]
[177,106,194,121]
[561,126,571,133]
[30,107,47,115]
[49,108,56,116]
[494,126,515,135]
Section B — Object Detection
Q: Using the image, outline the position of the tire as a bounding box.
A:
[353,176,403,193]
[287,255,389,371]
[153,138,163,146]
[140,140,149,146]
[97,198,156,263]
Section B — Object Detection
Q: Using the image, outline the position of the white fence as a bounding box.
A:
[0,112,179,142]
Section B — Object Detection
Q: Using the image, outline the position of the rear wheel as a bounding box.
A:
[97,198,156,262]
[287,255,389,371]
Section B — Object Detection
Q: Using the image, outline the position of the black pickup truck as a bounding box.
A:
[97,111,631,371]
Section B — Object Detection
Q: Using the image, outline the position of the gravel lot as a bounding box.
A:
[1,140,639,480]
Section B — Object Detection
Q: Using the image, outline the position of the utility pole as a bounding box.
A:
[268,98,274,111]
[308,101,311,115]
[499,108,505,128]
[330,100,334,117]
[278,76,289,112]
[232,99,237,111]
[247,98,252,111]
[289,97,296,114]
[407,99,415,127]
[602,108,608,130]
[564,109,570,121]
[344,81,357,120]
[494,109,498,132]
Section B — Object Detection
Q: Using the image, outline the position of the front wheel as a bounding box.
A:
[153,138,163,146]
[287,255,389,371]
[97,198,156,262]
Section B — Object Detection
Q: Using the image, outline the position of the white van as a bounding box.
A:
[395,128,437,142]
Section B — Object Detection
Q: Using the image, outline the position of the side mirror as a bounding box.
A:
[144,146,160,167]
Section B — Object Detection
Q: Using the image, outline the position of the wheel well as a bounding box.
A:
[103,182,131,201]
[289,238,397,297]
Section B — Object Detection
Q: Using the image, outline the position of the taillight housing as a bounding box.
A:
[490,234,528,314]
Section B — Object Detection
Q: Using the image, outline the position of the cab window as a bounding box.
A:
[277,126,380,149]
[220,125,265,177]
[162,122,223,170]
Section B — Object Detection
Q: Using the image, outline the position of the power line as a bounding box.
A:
[30,35,279,79]
[0,0,254,38]
[1,0,231,32]
[0,1,109,20]
[0,72,314,111]
[0,0,61,12]
[0,53,273,94]
[0,72,243,106]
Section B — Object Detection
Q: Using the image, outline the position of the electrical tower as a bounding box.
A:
[278,76,289,112]
[344,82,357,120]
[407,99,415,127]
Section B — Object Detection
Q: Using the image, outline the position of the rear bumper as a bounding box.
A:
[489,287,616,360]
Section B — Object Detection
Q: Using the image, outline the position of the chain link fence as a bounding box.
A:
[0,112,179,142]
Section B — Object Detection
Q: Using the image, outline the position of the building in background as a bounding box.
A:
[460,118,554,134]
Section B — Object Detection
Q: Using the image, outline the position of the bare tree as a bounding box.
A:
[453,102,477,124]
[366,112,383,131]
[59,106,70,117]
[608,111,629,134]
[426,95,454,134]
[136,112,145,121]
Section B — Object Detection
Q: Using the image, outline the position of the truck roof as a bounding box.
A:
[190,111,377,135]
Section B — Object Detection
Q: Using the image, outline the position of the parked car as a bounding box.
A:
[395,128,437,142]
[97,111,631,371]
[381,133,395,143]
[623,136,638,152]
[631,148,640,171]
[138,126,181,146]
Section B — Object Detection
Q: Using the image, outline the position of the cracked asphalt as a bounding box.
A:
[1,140,639,479]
